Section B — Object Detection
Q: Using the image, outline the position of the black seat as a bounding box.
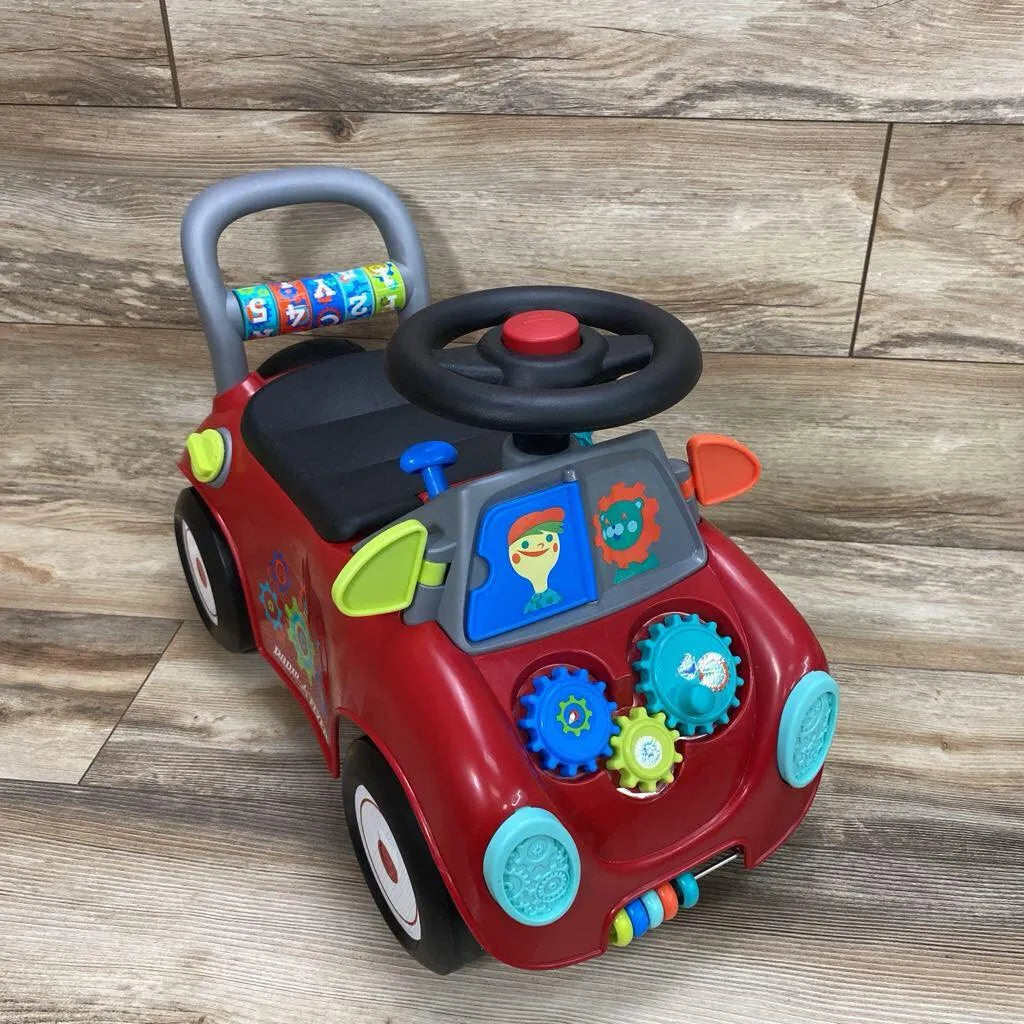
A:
[241,348,506,542]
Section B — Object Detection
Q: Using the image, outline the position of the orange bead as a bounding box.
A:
[656,882,679,921]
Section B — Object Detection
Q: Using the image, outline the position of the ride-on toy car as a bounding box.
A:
[175,166,840,974]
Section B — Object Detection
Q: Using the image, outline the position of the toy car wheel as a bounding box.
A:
[342,737,480,975]
[174,488,254,653]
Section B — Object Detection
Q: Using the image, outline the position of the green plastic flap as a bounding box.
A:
[331,520,428,617]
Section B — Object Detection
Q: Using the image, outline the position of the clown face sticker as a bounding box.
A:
[507,507,565,614]
[594,482,662,584]
[466,482,598,643]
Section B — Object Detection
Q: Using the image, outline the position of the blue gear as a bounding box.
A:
[518,667,619,777]
[633,613,744,736]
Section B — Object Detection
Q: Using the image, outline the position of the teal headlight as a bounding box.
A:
[483,807,581,926]
[778,670,840,787]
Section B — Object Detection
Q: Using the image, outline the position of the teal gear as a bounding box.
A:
[634,613,743,736]
[285,597,315,681]
[258,580,284,630]
[519,667,619,777]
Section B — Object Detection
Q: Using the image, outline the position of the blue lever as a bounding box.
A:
[399,441,458,499]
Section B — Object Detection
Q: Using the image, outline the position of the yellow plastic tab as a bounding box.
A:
[186,429,226,483]
[418,560,447,587]
[332,520,428,617]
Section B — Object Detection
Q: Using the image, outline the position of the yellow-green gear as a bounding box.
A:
[556,694,593,736]
[607,706,683,792]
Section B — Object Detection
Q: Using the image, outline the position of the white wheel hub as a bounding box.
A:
[181,522,218,625]
[355,784,421,940]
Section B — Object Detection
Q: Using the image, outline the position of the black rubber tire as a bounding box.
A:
[342,736,481,975]
[174,487,254,653]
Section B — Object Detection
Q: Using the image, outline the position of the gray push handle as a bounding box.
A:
[181,166,430,393]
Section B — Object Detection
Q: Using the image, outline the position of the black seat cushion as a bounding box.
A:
[241,349,506,542]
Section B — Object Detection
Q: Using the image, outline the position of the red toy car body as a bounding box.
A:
[174,167,839,974]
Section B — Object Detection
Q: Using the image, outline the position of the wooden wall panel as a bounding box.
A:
[164,0,1024,123]
[643,353,1024,551]
[0,107,882,356]
[0,1,174,106]
[856,125,1024,363]
[0,324,277,622]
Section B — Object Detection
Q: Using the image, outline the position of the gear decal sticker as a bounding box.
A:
[258,580,284,630]
[285,596,316,682]
[269,549,291,594]
[254,550,329,736]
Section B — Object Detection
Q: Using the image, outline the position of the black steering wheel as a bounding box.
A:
[385,286,702,436]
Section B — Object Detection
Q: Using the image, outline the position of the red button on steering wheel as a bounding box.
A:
[501,310,581,356]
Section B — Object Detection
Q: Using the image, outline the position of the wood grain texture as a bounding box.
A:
[740,535,1024,675]
[637,353,1024,551]
[0,324,277,621]
[3,657,1021,1021]
[856,125,1024,364]
[82,622,338,804]
[0,1,174,106]
[797,662,1023,858]
[0,106,883,356]
[164,0,1024,122]
[0,610,178,783]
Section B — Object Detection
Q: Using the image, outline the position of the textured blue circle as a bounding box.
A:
[518,667,619,776]
[634,614,743,736]
[777,671,840,787]
[483,807,581,926]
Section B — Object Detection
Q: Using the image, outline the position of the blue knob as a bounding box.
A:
[399,441,458,499]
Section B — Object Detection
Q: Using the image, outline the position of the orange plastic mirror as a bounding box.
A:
[686,434,761,505]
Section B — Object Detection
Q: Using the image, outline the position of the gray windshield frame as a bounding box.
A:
[389,430,707,654]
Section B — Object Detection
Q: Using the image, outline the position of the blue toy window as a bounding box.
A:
[466,481,598,642]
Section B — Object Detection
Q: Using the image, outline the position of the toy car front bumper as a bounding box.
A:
[463,765,821,971]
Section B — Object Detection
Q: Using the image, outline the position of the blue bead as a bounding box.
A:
[625,898,650,939]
